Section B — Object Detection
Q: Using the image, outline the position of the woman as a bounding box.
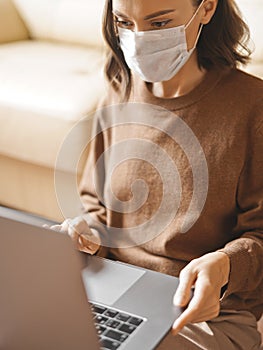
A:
[52,0,263,348]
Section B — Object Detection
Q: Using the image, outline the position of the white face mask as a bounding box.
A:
[118,0,205,82]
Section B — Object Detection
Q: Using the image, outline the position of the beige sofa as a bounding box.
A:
[238,0,263,78]
[0,0,107,222]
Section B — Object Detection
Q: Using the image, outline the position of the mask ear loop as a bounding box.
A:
[185,0,206,29]
[191,23,203,49]
[185,0,206,51]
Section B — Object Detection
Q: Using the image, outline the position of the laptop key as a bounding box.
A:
[95,325,106,335]
[115,313,130,322]
[95,315,109,325]
[104,329,129,343]
[128,317,143,326]
[118,323,136,334]
[105,319,121,329]
[92,304,107,314]
[104,309,119,318]
[100,338,121,350]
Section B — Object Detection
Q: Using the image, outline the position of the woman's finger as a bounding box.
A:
[172,297,201,335]
[172,276,218,335]
[79,233,100,254]
[173,266,197,307]
[173,276,206,332]
[76,236,95,254]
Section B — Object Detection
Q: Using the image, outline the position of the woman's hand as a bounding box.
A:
[44,217,101,255]
[171,251,230,335]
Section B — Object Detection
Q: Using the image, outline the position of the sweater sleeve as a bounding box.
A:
[78,107,109,257]
[218,100,263,297]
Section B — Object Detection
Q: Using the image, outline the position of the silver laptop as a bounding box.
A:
[0,215,183,350]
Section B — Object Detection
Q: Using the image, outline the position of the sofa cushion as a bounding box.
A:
[237,0,263,79]
[0,0,29,43]
[13,0,105,47]
[242,62,263,79]
[0,40,106,170]
[238,0,263,61]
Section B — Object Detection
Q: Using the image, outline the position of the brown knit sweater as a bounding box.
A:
[79,68,263,320]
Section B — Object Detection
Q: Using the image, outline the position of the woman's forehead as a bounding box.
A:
[112,0,194,18]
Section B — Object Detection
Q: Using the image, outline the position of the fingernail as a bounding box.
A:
[173,295,183,306]
[171,324,179,336]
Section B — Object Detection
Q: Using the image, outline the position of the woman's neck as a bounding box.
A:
[149,50,207,99]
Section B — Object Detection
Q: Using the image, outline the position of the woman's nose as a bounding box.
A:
[133,22,146,33]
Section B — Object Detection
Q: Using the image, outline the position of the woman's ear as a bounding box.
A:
[200,0,218,25]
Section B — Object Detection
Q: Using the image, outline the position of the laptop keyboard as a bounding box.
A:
[90,302,145,350]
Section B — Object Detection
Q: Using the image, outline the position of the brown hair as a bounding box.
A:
[102,0,252,101]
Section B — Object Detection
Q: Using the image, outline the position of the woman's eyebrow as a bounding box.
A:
[113,9,175,20]
[144,9,176,20]
[112,10,130,19]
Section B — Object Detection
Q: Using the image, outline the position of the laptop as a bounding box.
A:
[0,215,183,350]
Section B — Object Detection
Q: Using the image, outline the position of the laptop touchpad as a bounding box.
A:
[82,256,145,306]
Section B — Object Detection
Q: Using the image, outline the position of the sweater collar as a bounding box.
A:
[131,67,232,111]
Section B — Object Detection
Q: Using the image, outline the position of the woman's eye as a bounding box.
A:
[115,19,133,29]
[151,20,172,29]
